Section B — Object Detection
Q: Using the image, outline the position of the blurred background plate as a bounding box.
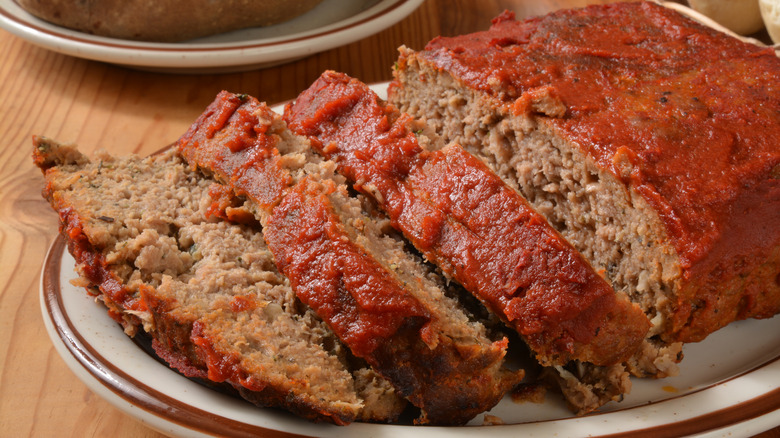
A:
[0,0,423,73]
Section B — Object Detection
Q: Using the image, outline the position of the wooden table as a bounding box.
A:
[1,0,777,436]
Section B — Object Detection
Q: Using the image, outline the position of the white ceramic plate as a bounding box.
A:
[0,0,423,73]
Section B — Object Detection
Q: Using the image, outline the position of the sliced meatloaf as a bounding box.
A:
[283,70,656,414]
[175,92,523,425]
[389,2,780,358]
[33,137,406,425]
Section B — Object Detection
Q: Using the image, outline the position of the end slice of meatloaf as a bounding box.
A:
[283,70,654,414]
[33,137,406,425]
[389,1,779,361]
[175,92,524,425]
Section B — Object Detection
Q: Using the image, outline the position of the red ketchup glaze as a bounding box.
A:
[176,91,431,360]
[190,321,267,392]
[285,71,649,366]
[418,3,780,283]
[176,91,291,212]
[263,179,431,358]
[229,295,257,313]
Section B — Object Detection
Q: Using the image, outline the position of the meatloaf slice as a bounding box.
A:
[33,138,405,425]
[283,71,654,413]
[389,2,779,363]
[175,92,523,425]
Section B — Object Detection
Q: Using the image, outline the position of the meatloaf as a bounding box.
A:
[389,2,780,349]
[175,92,523,425]
[33,138,405,425]
[283,70,661,413]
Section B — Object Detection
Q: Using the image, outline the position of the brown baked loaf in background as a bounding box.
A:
[15,0,323,41]
[389,1,780,352]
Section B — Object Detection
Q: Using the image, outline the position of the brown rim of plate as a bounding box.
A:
[0,0,416,52]
[42,234,780,436]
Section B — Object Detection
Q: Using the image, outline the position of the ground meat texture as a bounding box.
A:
[33,138,405,425]
[175,92,523,425]
[388,0,779,385]
[284,71,660,414]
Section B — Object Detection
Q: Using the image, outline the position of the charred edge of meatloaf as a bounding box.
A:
[390,51,683,379]
[32,137,405,424]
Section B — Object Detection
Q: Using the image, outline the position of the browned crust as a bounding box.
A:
[672,243,780,342]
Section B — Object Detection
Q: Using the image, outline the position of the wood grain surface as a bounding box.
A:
[0,0,777,436]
